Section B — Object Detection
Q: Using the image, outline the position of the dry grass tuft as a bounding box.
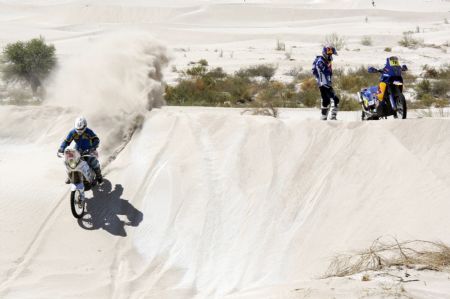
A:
[242,103,279,118]
[324,237,450,278]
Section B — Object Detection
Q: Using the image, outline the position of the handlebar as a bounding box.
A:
[57,149,97,158]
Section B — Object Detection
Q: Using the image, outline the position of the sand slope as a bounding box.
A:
[1,106,450,298]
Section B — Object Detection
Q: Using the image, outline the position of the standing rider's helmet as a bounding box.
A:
[74,116,87,135]
[322,46,338,61]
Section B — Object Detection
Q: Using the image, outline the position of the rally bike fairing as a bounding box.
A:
[358,57,408,120]
[61,148,98,218]
[64,148,96,192]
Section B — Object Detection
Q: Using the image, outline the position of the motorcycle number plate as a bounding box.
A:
[389,57,400,66]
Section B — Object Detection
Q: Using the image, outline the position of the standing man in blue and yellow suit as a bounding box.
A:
[312,46,340,120]
[58,116,103,184]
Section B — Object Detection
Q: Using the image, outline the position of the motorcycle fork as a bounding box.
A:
[388,86,397,111]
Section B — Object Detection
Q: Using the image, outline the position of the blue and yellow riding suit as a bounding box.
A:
[312,55,340,120]
[59,128,101,177]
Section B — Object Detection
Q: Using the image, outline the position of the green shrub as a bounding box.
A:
[335,66,379,93]
[415,79,432,99]
[297,77,320,107]
[339,95,361,111]
[257,81,297,108]
[416,94,435,108]
[431,80,450,97]
[323,33,346,51]
[361,36,372,46]
[2,37,56,95]
[384,47,392,52]
[198,59,208,66]
[237,64,277,81]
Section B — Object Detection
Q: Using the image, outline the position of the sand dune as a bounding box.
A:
[1,105,450,298]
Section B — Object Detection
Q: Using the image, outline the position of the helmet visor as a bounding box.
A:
[76,128,86,135]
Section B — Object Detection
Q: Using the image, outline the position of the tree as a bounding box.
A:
[2,37,56,95]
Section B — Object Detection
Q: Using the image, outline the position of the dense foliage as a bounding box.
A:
[2,37,57,94]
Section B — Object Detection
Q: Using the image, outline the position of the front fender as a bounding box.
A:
[70,183,85,192]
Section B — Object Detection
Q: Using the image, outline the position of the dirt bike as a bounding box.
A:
[58,148,98,218]
[357,57,408,120]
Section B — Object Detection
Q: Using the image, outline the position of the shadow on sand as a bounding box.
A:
[78,179,143,237]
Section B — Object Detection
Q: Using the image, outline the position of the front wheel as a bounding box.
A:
[70,190,85,218]
[395,93,407,119]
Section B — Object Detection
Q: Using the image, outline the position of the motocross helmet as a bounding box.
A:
[322,46,338,61]
[74,116,87,135]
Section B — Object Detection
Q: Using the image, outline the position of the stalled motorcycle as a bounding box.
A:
[58,148,98,218]
[357,56,408,120]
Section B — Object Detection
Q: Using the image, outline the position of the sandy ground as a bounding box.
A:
[1,0,450,298]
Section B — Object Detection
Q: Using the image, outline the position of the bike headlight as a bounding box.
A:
[68,159,78,169]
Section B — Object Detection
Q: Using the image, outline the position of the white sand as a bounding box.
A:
[1,0,450,298]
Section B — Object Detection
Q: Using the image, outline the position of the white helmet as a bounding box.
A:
[74,116,87,134]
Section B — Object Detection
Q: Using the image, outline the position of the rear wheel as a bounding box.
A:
[70,190,85,218]
[396,93,407,119]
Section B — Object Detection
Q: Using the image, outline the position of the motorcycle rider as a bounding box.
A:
[58,116,103,184]
[312,46,340,120]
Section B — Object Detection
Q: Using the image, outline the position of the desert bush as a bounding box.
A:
[384,47,392,52]
[323,33,346,51]
[275,39,286,51]
[338,94,361,111]
[285,66,303,77]
[257,81,297,108]
[237,64,277,81]
[325,237,450,278]
[167,64,283,106]
[398,32,423,49]
[2,37,56,95]
[433,64,450,80]
[361,36,373,46]
[297,77,320,107]
[432,80,450,97]
[335,66,379,93]
[415,79,432,98]
[422,65,439,79]
[414,73,450,103]
[198,59,208,66]
[434,98,450,108]
[415,94,435,108]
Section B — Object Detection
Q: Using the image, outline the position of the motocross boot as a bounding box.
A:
[330,105,338,120]
[95,168,103,184]
[321,107,329,120]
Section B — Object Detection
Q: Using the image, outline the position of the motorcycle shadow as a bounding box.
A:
[78,179,143,237]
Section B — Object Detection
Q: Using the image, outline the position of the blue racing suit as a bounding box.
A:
[312,56,333,87]
[312,56,340,120]
[59,128,101,174]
